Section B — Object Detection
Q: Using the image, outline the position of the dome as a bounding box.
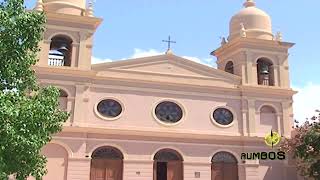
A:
[43,0,86,16]
[229,0,273,41]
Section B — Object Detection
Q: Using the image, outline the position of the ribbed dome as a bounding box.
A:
[229,0,273,41]
[43,0,86,16]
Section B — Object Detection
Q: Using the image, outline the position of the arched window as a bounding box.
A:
[90,146,124,180]
[212,152,238,180]
[154,149,183,180]
[225,61,234,74]
[49,35,73,67]
[258,105,278,135]
[257,58,274,86]
[58,89,68,111]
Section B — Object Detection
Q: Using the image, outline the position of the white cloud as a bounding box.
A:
[92,48,218,68]
[91,56,113,64]
[293,83,320,124]
[130,48,163,59]
[182,56,216,67]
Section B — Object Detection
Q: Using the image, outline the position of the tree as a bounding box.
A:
[0,0,69,179]
[281,110,320,179]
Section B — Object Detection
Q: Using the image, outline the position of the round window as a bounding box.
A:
[155,101,183,123]
[213,108,234,126]
[97,99,122,118]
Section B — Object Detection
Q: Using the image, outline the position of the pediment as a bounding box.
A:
[92,54,241,84]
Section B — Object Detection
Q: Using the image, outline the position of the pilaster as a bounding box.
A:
[247,99,257,136]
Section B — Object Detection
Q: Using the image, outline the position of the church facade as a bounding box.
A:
[33,0,299,179]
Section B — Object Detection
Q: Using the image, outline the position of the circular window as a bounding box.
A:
[97,99,122,118]
[213,108,234,126]
[155,101,183,124]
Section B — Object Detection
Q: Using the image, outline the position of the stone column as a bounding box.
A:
[38,40,51,66]
[247,99,257,136]
[72,85,86,126]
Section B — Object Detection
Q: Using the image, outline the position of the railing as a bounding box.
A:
[48,57,65,66]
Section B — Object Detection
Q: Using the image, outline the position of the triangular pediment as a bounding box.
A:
[92,54,241,84]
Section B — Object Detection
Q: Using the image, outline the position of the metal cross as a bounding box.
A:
[162,36,176,50]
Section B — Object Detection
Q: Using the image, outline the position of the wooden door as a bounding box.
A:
[212,163,238,180]
[223,163,238,180]
[91,160,123,180]
[167,161,183,180]
[91,160,106,180]
[212,163,223,180]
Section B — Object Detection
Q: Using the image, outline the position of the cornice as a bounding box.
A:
[212,37,295,57]
[62,125,264,143]
[45,12,102,29]
[240,85,298,96]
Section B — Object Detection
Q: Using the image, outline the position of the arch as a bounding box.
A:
[210,149,240,163]
[90,146,124,180]
[49,34,74,67]
[225,61,234,74]
[211,151,239,180]
[257,104,279,114]
[254,55,276,65]
[154,148,184,162]
[212,151,238,163]
[89,143,127,160]
[256,57,275,86]
[151,147,185,161]
[47,32,77,43]
[153,148,184,180]
[92,146,124,160]
[41,143,69,180]
[49,140,73,158]
[258,105,278,135]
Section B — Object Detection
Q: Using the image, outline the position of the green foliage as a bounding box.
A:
[0,0,69,179]
[281,111,320,179]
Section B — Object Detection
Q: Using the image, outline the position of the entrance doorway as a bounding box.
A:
[90,146,124,180]
[211,151,238,180]
[153,149,183,180]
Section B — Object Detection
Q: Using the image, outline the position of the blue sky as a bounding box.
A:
[25,0,320,121]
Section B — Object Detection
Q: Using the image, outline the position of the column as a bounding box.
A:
[38,40,51,66]
[72,85,86,126]
[281,101,293,138]
[78,31,90,70]
[247,99,257,136]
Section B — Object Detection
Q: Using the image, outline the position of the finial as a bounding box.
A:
[35,0,44,12]
[275,31,283,41]
[243,0,256,8]
[240,23,247,38]
[87,0,95,17]
[162,36,176,55]
[166,48,174,55]
[220,37,227,46]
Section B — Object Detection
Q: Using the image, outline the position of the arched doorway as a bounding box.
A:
[153,149,183,180]
[41,143,68,180]
[90,146,124,180]
[211,151,238,180]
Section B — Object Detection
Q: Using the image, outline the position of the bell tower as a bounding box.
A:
[212,0,294,88]
[35,0,102,70]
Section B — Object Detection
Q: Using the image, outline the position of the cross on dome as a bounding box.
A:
[243,0,256,8]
